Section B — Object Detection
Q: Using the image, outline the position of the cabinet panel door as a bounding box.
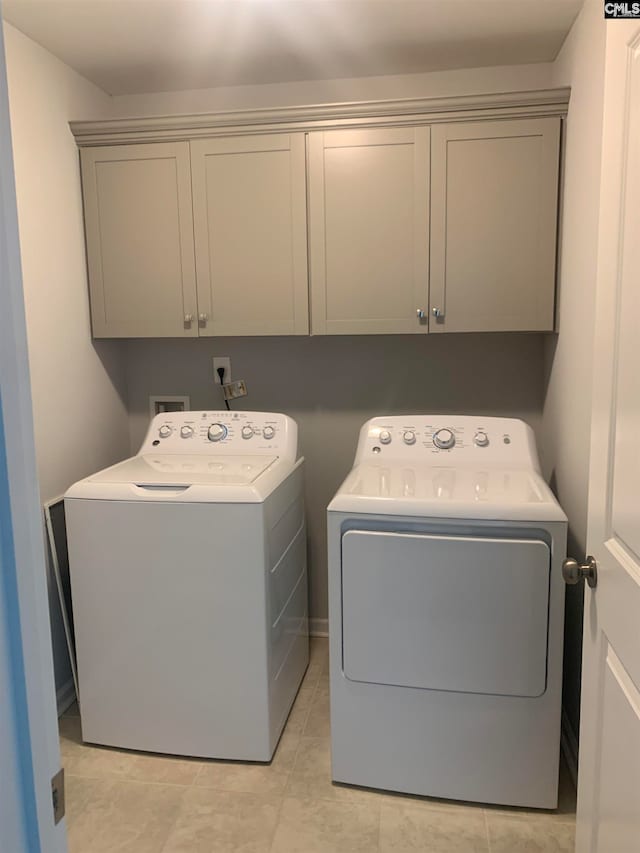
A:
[309,127,430,334]
[430,118,560,333]
[191,134,308,336]
[81,143,198,338]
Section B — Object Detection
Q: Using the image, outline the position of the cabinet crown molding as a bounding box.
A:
[70,88,570,146]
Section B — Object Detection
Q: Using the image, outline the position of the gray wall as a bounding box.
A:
[127,333,546,622]
[540,0,606,743]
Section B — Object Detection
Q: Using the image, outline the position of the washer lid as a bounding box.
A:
[329,463,567,522]
[84,454,279,487]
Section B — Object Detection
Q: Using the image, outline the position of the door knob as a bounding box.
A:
[198,313,209,326]
[432,307,444,319]
[416,308,426,319]
[184,313,193,325]
[562,555,598,589]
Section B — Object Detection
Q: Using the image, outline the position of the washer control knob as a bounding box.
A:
[180,425,193,439]
[263,425,275,440]
[241,425,254,440]
[158,424,172,439]
[403,430,416,445]
[207,423,227,442]
[474,431,489,448]
[433,428,455,450]
[379,430,392,445]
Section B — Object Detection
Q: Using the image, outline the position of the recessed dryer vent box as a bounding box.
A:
[149,395,190,418]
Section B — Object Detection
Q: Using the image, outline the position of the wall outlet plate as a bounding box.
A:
[213,357,231,385]
[222,379,247,401]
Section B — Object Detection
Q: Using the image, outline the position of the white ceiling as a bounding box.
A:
[2,0,583,96]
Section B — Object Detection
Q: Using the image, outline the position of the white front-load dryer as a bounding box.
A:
[65,411,308,761]
[327,415,567,808]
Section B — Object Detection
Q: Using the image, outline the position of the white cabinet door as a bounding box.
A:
[191,134,309,336]
[430,118,560,333]
[81,142,198,338]
[308,127,430,334]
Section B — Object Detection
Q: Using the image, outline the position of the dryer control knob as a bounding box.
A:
[180,425,193,439]
[263,425,275,440]
[474,431,489,447]
[241,425,254,439]
[207,423,227,442]
[379,430,392,445]
[403,430,416,445]
[433,428,455,450]
[159,424,172,439]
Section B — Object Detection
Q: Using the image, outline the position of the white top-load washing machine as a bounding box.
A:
[65,410,308,761]
[328,415,567,808]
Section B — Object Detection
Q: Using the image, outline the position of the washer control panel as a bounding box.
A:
[356,415,539,470]
[141,411,298,461]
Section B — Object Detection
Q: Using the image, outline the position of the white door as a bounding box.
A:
[0,19,67,853]
[575,21,640,852]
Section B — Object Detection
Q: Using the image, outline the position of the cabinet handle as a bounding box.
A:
[432,307,444,319]
[198,313,209,326]
[416,308,426,319]
[184,313,193,325]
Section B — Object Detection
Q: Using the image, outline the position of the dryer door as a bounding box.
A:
[341,530,550,697]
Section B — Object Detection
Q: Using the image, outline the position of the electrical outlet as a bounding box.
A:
[213,357,231,385]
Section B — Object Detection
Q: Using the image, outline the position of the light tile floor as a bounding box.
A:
[60,639,576,852]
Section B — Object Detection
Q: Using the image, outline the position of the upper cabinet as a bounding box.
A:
[190,133,308,336]
[81,134,308,338]
[74,91,567,338]
[308,127,430,334]
[308,117,560,335]
[429,118,561,333]
[81,142,198,338]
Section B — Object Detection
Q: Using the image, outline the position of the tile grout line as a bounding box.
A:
[65,771,203,790]
[271,650,325,853]
[267,790,288,853]
[483,809,493,853]
[157,787,190,853]
[277,658,320,798]
[190,760,206,787]
[283,697,315,787]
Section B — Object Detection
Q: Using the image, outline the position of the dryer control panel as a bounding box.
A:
[141,411,298,462]
[354,416,540,471]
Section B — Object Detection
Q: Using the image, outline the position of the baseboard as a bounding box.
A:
[309,617,329,638]
[561,708,579,787]
[56,678,76,718]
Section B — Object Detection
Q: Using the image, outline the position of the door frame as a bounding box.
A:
[0,15,67,853]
